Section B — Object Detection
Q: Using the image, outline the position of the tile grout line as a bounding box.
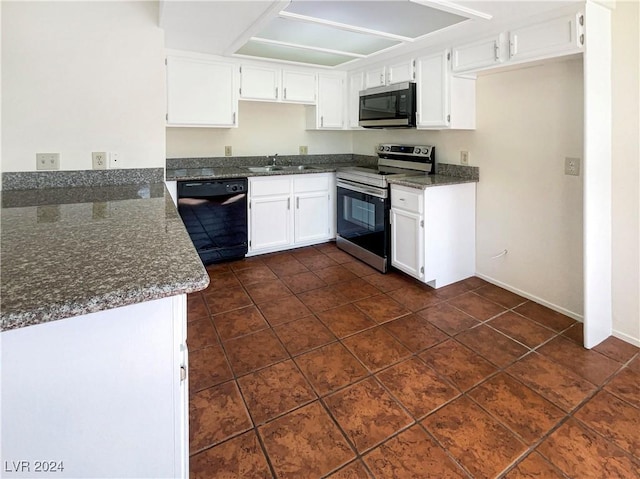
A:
[190,245,640,477]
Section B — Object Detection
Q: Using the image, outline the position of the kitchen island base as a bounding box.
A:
[1,295,188,479]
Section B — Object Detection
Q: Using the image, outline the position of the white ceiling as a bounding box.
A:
[160,0,579,70]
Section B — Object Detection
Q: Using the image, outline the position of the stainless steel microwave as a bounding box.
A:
[358,81,417,128]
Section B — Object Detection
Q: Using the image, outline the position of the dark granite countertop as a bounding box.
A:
[165,155,480,185]
[1,183,210,331]
[388,174,478,189]
[165,164,354,181]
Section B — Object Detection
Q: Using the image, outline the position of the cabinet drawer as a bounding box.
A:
[250,178,290,196]
[391,187,423,213]
[294,174,329,193]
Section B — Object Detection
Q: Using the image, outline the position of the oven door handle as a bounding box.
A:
[337,179,387,199]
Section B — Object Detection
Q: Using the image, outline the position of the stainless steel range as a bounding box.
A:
[336,144,435,272]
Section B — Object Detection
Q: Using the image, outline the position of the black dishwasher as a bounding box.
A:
[177,178,247,265]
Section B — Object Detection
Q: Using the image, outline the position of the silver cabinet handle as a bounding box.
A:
[287,197,290,210]
[180,365,186,382]
[321,116,324,127]
[232,112,236,124]
[275,87,278,99]
[284,87,287,99]
[494,41,500,61]
[296,197,300,209]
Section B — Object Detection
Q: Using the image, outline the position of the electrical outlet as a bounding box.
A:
[92,152,108,170]
[108,152,122,168]
[36,153,60,170]
[225,146,232,156]
[460,150,469,165]
[565,157,580,176]
[299,146,308,155]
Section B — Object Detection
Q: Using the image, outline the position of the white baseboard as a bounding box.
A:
[474,273,584,322]
[612,329,640,348]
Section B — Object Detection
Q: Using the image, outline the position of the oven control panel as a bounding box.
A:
[377,144,435,162]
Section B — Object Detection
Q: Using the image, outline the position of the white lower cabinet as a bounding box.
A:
[391,183,476,288]
[1,296,188,478]
[250,179,292,252]
[391,205,424,280]
[249,173,335,255]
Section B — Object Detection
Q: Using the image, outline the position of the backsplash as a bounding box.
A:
[2,168,165,191]
[437,163,479,180]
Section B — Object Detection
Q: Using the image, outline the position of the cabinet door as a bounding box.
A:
[294,191,330,244]
[391,207,424,280]
[249,195,291,251]
[416,51,450,128]
[452,35,503,73]
[282,70,316,103]
[347,71,364,129]
[387,59,414,84]
[2,297,184,478]
[509,14,582,63]
[365,66,386,88]
[240,65,279,101]
[166,56,236,127]
[317,75,344,129]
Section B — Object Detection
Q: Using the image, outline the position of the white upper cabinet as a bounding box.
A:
[508,12,584,64]
[347,71,364,129]
[239,64,316,103]
[416,50,475,130]
[451,10,584,75]
[307,74,345,130]
[364,59,414,89]
[282,70,316,103]
[166,55,237,127]
[452,34,504,73]
[239,64,280,101]
[386,59,415,84]
[364,66,386,89]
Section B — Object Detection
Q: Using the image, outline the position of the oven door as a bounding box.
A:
[336,180,390,266]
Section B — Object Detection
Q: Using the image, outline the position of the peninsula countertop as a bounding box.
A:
[0,183,209,332]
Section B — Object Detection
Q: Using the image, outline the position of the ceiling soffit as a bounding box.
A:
[232,0,492,67]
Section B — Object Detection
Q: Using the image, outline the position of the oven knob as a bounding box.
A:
[231,185,238,191]
[378,145,384,152]
[385,146,391,151]
[415,147,421,154]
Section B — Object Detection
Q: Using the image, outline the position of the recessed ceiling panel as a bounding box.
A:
[236,40,357,67]
[257,17,401,55]
[283,1,469,39]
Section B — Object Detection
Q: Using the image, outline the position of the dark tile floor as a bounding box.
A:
[186,243,640,479]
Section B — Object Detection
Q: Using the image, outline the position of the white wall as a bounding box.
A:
[611,0,640,345]
[1,1,166,172]
[353,58,585,319]
[166,100,352,158]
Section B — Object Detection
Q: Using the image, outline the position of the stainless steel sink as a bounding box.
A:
[286,165,318,171]
[247,166,284,172]
[246,165,319,173]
